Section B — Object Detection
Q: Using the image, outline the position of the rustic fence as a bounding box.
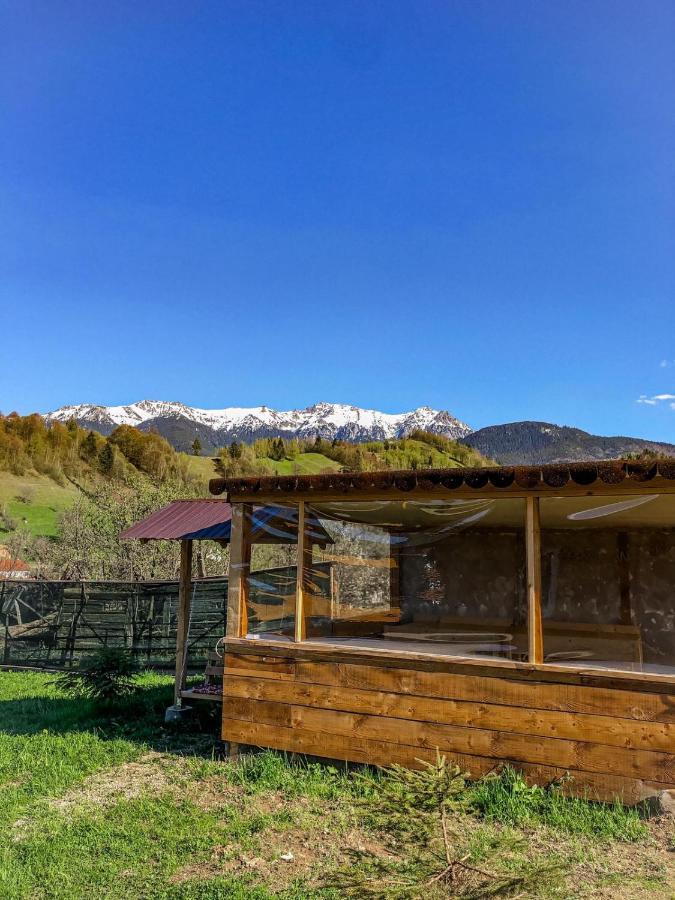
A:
[0,577,227,669]
[0,563,332,670]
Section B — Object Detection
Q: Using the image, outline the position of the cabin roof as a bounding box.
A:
[209,458,675,499]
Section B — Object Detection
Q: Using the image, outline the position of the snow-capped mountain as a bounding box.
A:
[46,400,472,452]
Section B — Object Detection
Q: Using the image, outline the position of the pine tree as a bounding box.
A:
[82,430,99,460]
[99,442,115,475]
[270,437,285,461]
[191,437,202,456]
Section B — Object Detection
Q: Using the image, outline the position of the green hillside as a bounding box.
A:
[257,451,342,476]
[361,437,476,470]
[181,450,342,480]
[0,415,211,551]
[0,415,490,564]
[0,471,78,538]
[179,453,219,482]
[215,431,490,478]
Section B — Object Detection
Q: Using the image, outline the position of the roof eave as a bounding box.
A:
[210,459,675,502]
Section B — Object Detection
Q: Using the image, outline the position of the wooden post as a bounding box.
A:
[295,502,308,642]
[223,503,252,759]
[526,497,543,664]
[174,539,193,706]
[227,503,252,638]
[389,535,401,618]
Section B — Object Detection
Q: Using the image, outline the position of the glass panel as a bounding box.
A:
[540,494,675,674]
[303,499,526,660]
[245,504,299,639]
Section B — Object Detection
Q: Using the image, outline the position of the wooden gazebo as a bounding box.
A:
[205,459,675,804]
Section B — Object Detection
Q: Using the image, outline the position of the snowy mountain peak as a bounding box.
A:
[45,399,472,452]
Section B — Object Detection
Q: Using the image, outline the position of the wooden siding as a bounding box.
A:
[221,642,675,804]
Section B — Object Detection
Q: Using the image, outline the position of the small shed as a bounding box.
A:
[120,499,332,705]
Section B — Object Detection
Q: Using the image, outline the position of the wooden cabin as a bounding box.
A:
[205,459,675,803]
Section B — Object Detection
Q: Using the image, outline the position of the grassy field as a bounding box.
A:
[0,472,78,538]
[257,444,478,476]
[0,451,339,544]
[181,452,341,480]
[363,438,476,470]
[257,453,342,476]
[0,671,673,899]
[180,454,220,483]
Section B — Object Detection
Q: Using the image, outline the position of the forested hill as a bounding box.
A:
[0,415,204,553]
[0,413,490,491]
[461,421,675,465]
[0,414,199,487]
[0,413,489,579]
[214,430,489,478]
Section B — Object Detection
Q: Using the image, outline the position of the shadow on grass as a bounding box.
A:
[0,679,225,757]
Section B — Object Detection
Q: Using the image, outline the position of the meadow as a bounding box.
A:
[0,472,77,539]
[0,671,673,899]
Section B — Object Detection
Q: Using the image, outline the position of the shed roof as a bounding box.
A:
[120,500,233,541]
[209,458,675,499]
[120,499,334,545]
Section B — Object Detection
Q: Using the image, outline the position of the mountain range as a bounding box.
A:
[45,400,675,464]
[46,400,471,450]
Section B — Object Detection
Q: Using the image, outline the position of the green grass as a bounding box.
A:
[257,453,342,476]
[469,766,648,841]
[179,454,219,484]
[182,451,341,480]
[364,438,476,470]
[258,444,481,476]
[0,471,78,538]
[0,672,669,899]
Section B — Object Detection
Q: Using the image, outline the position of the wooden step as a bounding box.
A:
[181,688,223,703]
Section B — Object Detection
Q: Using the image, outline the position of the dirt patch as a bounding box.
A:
[170,800,393,894]
[180,772,241,811]
[50,752,181,813]
[11,752,188,842]
[569,818,675,899]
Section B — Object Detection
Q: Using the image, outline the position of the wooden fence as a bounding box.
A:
[0,563,332,670]
[0,577,226,669]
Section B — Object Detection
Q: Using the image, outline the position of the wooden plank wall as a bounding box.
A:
[221,645,675,804]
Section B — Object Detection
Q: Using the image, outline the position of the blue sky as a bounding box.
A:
[1,1,673,439]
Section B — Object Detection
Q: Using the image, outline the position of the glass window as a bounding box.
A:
[302,499,527,660]
[244,504,299,639]
[540,494,675,674]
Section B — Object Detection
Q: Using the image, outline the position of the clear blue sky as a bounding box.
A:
[1,1,674,439]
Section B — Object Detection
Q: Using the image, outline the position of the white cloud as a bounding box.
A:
[637,393,675,407]
[660,359,669,368]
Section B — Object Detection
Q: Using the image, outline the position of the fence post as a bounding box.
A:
[174,540,193,706]
[1,580,9,665]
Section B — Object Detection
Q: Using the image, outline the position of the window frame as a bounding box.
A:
[225,490,675,686]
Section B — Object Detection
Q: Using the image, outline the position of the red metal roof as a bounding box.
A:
[120,500,334,545]
[119,500,232,541]
[0,558,31,572]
